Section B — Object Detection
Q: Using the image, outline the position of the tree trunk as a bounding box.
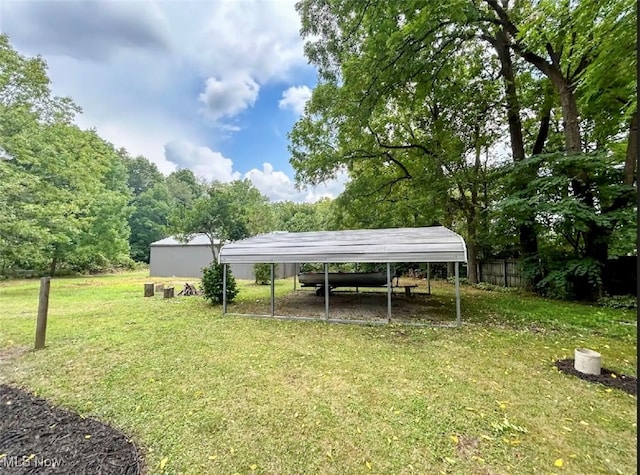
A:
[548,70,582,154]
[518,96,552,287]
[552,71,605,298]
[467,240,478,284]
[492,29,539,261]
[447,262,455,279]
[466,132,481,286]
[494,30,526,163]
[624,113,637,186]
[49,255,57,277]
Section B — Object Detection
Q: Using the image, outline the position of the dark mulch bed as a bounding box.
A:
[554,359,637,395]
[0,385,143,474]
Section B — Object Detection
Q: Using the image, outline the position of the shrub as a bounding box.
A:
[535,258,602,300]
[597,294,637,309]
[200,263,238,305]
[254,263,278,285]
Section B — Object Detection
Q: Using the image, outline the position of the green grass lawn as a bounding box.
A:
[0,271,636,474]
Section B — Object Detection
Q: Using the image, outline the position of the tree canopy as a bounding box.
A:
[290,0,636,298]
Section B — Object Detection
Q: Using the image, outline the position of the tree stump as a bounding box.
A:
[163,287,175,299]
[155,283,164,293]
[144,283,154,297]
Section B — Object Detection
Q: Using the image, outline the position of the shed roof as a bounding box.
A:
[219,226,467,264]
[150,234,220,247]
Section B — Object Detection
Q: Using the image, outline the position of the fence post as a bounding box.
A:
[35,277,51,350]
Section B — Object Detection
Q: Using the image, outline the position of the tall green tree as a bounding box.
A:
[272,199,335,232]
[121,152,172,262]
[225,179,274,235]
[128,182,173,262]
[166,168,205,208]
[170,180,253,263]
[0,36,131,275]
[122,152,164,195]
[481,0,636,296]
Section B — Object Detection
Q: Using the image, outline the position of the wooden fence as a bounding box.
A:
[477,256,637,292]
[477,259,521,288]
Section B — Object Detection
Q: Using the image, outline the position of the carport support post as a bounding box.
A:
[222,263,227,315]
[455,262,461,327]
[387,262,392,323]
[355,263,359,293]
[293,263,297,291]
[324,263,329,321]
[427,263,431,295]
[270,263,275,316]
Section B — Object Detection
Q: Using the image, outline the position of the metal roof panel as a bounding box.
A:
[219,226,467,263]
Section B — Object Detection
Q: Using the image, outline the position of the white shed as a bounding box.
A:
[149,234,296,280]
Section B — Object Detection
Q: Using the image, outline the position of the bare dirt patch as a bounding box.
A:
[455,435,480,458]
[0,346,30,382]
[230,285,456,324]
[0,346,29,364]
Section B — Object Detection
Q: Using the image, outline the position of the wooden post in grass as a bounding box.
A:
[34,277,51,350]
[163,287,175,298]
[144,283,154,297]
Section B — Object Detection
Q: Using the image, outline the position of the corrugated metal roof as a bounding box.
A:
[219,226,467,264]
[150,234,220,247]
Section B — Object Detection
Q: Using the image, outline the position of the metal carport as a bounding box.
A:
[218,226,467,326]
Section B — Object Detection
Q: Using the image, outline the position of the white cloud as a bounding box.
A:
[279,85,312,115]
[193,0,305,82]
[244,163,298,201]
[165,140,240,182]
[245,163,347,203]
[198,74,260,121]
[189,0,309,122]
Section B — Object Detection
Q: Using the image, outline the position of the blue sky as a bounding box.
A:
[0,0,346,201]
